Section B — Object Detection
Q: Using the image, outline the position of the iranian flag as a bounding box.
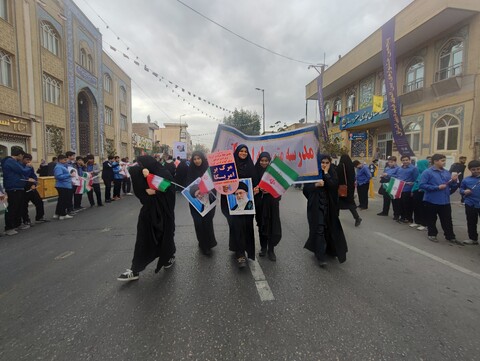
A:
[146,173,171,192]
[258,157,299,198]
[75,173,93,195]
[384,177,405,199]
[199,168,214,193]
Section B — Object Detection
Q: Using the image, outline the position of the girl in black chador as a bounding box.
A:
[221,144,257,268]
[186,151,217,256]
[117,155,176,281]
[254,152,282,261]
[303,155,348,267]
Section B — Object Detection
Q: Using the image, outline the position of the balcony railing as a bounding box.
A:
[435,64,462,82]
[403,79,424,93]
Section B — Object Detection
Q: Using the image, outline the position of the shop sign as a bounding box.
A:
[339,105,389,130]
[0,116,31,134]
[348,132,368,141]
[131,133,152,150]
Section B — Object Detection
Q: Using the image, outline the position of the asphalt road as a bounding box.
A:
[0,189,479,360]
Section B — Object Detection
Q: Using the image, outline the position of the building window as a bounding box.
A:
[346,92,356,114]
[40,22,59,56]
[121,142,128,157]
[87,54,93,72]
[119,86,126,102]
[333,98,342,113]
[435,115,459,151]
[437,39,463,81]
[0,0,7,21]
[104,73,112,93]
[380,79,386,102]
[405,58,424,92]
[324,102,331,120]
[120,114,127,130]
[404,122,421,152]
[45,126,63,154]
[80,48,87,68]
[43,73,61,105]
[105,106,113,125]
[0,49,12,87]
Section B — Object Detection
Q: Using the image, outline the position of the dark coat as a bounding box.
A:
[47,161,57,176]
[129,156,176,273]
[101,160,114,182]
[336,155,356,209]
[303,170,348,263]
[174,160,189,187]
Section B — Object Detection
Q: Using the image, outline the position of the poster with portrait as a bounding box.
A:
[207,150,239,195]
[227,178,255,215]
[181,177,217,217]
[173,141,187,159]
[67,166,80,186]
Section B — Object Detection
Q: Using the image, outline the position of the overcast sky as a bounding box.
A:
[73,0,413,148]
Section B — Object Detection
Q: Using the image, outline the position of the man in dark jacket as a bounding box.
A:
[102,155,114,203]
[1,148,34,236]
[450,156,467,204]
[21,153,48,226]
[47,157,57,176]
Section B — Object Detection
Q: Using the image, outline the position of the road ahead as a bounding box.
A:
[0,190,479,360]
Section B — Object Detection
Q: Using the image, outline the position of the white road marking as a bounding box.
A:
[375,232,480,280]
[54,251,75,260]
[249,233,275,301]
[100,227,111,232]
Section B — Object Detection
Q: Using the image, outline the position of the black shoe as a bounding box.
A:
[98,204,104,207]
[393,216,399,221]
[377,212,388,216]
[318,260,327,268]
[259,247,267,257]
[202,248,212,256]
[237,256,247,268]
[164,256,176,269]
[355,218,362,227]
[267,250,276,262]
[117,269,139,281]
[105,199,111,203]
[35,218,50,223]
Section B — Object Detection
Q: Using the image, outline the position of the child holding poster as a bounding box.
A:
[221,144,258,268]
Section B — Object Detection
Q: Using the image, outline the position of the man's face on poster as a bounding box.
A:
[194,189,208,204]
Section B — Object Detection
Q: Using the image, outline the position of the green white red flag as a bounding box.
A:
[75,173,93,195]
[146,173,171,192]
[258,157,299,198]
[384,177,405,199]
[199,168,215,193]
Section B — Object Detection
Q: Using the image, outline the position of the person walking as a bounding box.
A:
[353,160,371,210]
[419,153,460,244]
[303,155,348,267]
[254,152,282,261]
[336,155,361,227]
[186,151,217,256]
[459,160,480,245]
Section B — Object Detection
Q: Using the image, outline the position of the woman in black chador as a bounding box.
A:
[117,155,176,281]
[221,144,257,268]
[254,152,281,261]
[187,151,217,256]
[336,154,362,227]
[303,155,348,267]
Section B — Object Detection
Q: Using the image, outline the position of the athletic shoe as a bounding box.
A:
[52,214,59,219]
[355,218,362,227]
[318,260,327,268]
[164,256,176,269]
[409,223,419,228]
[67,212,76,216]
[126,193,133,196]
[18,224,30,230]
[117,269,139,282]
[259,247,267,257]
[462,239,478,245]
[417,226,426,231]
[73,206,85,211]
[427,236,438,242]
[377,212,388,216]
[448,238,463,246]
[59,215,73,220]
[35,218,50,223]
[237,256,247,269]
[4,229,18,236]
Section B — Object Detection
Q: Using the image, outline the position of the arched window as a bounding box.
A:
[404,122,421,152]
[104,73,112,93]
[40,21,60,56]
[346,91,356,114]
[119,86,126,102]
[45,126,63,154]
[437,39,463,81]
[80,48,87,68]
[405,57,424,92]
[435,115,460,151]
[0,49,12,87]
[333,98,342,113]
[87,54,93,72]
[43,73,61,105]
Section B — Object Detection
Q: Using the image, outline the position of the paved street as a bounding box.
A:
[0,189,479,360]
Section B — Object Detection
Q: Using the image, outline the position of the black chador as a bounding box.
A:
[129,156,176,274]
[186,151,217,255]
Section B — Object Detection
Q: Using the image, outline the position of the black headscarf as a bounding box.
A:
[254,152,271,180]
[234,144,257,182]
[136,155,173,181]
[187,151,208,183]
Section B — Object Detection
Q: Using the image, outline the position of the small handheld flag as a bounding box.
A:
[146,173,171,192]
[258,157,299,198]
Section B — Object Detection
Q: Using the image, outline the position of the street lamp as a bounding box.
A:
[179,114,186,141]
[255,87,265,134]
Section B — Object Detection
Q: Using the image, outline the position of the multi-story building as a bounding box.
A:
[306,0,480,165]
[154,122,192,157]
[132,119,158,157]
[0,0,132,171]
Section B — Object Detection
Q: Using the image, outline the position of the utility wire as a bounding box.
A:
[176,0,316,65]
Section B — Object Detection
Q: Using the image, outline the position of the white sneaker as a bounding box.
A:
[417,226,426,231]
[59,215,74,220]
[126,193,133,196]
[462,239,478,245]
[409,223,419,228]
[52,214,59,219]
[4,229,18,236]
[117,269,139,281]
[18,224,30,230]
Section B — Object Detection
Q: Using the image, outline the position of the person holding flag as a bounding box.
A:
[459,160,480,245]
[303,155,348,267]
[117,155,176,281]
[254,152,282,261]
[186,151,217,256]
[85,155,103,207]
